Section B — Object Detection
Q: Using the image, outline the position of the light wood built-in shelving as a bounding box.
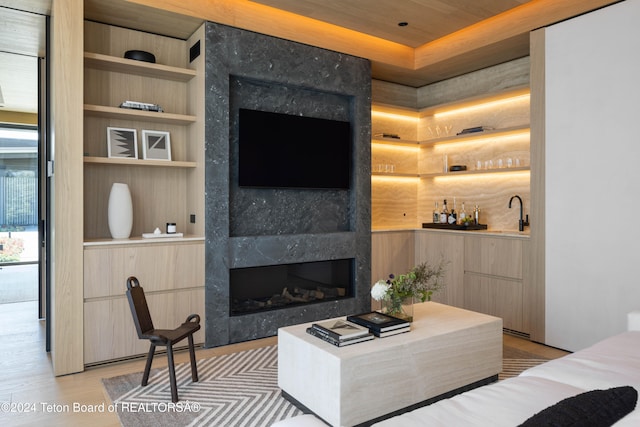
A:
[371,86,530,118]
[420,125,530,146]
[418,86,530,116]
[84,51,197,81]
[81,21,206,366]
[83,235,204,247]
[372,85,531,231]
[373,125,529,148]
[371,103,421,118]
[372,136,421,147]
[420,166,530,178]
[83,156,197,168]
[371,172,420,178]
[83,104,197,124]
[82,21,205,241]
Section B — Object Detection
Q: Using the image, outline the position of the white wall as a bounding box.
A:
[545,0,640,351]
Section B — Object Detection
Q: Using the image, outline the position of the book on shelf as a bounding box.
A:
[306,327,374,347]
[119,100,164,112]
[374,132,400,139]
[346,311,410,333]
[456,126,494,135]
[311,319,371,341]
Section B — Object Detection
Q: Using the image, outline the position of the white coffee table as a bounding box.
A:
[278,302,502,427]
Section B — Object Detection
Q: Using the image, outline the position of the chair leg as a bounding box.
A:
[188,334,198,383]
[166,345,179,403]
[142,344,156,387]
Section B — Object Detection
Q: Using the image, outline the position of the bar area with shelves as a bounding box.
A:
[372,86,531,232]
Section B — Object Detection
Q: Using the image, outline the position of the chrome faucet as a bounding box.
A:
[508,195,529,232]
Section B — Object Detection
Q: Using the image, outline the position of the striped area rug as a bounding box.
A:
[102,345,548,427]
[102,345,303,427]
[500,359,548,381]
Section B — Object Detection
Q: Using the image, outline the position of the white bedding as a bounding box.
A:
[371,376,585,427]
[519,331,640,391]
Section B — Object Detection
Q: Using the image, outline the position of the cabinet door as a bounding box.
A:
[84,288,205,364]
[84,242,204,298]
[464,236,522,279]
[371,231,415,285]
[415,231,464,307]
[83,241,205,363]
[463,273,523,332]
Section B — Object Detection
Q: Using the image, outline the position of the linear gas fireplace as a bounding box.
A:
[230,259,354,316]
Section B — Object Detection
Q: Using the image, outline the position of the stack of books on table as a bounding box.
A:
[306,319,374,347]
[346,312,411,337]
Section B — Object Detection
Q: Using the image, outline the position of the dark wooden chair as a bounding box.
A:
[125,276,201,402]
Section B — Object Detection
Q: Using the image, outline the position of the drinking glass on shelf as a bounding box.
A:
[476,160,482,170]
[507,157,513,168]
[497,159,503,169]
[426,126,434,138]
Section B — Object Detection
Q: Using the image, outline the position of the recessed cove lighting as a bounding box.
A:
[398,22,408,27]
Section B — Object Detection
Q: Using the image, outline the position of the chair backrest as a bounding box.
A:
[126,276,155,338]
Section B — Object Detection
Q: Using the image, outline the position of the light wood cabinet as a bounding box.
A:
[463,235,526,333]
[371,230,415,286]
[414,230,464,307]
[464,235,522,279]
[81,21,206,364]
[83,240,205,364]
[373,230,530,335]
[462,274,523,332]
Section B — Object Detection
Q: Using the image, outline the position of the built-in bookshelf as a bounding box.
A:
[81,21,206,364]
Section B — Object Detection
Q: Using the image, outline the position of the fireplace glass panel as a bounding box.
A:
[230,259,354,315]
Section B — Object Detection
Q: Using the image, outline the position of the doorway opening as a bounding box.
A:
[0,2,49,362]
[0,126,39,304]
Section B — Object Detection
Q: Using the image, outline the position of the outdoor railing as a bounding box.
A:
[0,176,38,227]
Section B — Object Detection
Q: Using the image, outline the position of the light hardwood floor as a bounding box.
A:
[0,301,566,426]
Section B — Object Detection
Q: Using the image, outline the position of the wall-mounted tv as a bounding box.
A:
[238,108,351,189]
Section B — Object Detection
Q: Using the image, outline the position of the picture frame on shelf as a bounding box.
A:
[107,127,138,159]
[142,130,172,161]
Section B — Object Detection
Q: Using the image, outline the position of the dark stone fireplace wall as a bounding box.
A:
[203,22,372,347]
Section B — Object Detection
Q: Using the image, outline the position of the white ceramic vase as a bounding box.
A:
[108,182,133,239]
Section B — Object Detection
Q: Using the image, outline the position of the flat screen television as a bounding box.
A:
[238,108,351,189]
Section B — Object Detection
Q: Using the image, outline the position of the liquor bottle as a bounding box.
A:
[474,205,480,225]
[448,198,457,224]
[433,202,440,223]
[459,202,467,222]
[440,199,448,224]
